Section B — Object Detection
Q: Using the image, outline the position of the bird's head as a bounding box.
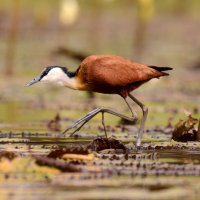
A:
[26,66,78,89]
[26,66,67,87]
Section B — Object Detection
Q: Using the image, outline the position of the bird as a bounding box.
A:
[26,55,172,146]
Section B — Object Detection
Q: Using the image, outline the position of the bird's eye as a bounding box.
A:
[43,71,47,76]
[40,71,48,80]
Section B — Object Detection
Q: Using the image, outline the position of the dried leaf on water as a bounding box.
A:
[172,120,187,140]
[172,109,198,142]
[183,108,192,117]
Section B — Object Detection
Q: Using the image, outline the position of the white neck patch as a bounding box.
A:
[40,67,79,89]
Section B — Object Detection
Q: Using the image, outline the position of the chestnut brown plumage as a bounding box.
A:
[75,55,170,97]
[26,55,172,146]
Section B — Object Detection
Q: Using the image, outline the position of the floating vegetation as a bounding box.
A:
[0,107,199,199]
[0,128,200,199]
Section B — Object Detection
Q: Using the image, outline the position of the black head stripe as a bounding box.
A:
[58,67,77,78]
[40,66,77,80]
[39,67,53,81]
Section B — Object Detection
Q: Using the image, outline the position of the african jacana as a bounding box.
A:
[26,55,172,146]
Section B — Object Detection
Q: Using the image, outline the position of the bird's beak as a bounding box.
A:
[26,69,46,87]
[26,76,40,87]
[26,71,45,87]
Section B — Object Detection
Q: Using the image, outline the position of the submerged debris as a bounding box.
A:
[47,113,61,131]
[86,136,127,152]
[166,117,173,128]
[0,151,17,160]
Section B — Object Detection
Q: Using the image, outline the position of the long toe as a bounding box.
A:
[61,126,73,135]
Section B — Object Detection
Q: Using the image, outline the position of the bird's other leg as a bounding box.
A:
[102,111,111,149]
[101,111,108,139]
[128,93,148,147]
[124,97,138,118]
[61,106,138,137]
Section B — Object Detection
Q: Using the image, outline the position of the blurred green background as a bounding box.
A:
[0,0,199,130]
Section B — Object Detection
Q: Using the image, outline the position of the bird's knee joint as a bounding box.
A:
[131,113,138,121]
[133,114,138,121]
[143,106,148,113]
[99,106,107,111]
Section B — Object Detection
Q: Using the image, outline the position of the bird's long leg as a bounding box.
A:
[61,105,138,137]
[128,93,148,147]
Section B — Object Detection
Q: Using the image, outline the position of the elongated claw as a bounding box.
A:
[68,116,94,138]
[60,109,100,136]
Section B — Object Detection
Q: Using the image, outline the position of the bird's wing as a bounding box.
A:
[88,55,163,87]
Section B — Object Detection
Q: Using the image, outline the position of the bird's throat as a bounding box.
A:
[58,75,80,90]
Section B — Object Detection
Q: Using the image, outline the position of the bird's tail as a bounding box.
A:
[148,66,173,76]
